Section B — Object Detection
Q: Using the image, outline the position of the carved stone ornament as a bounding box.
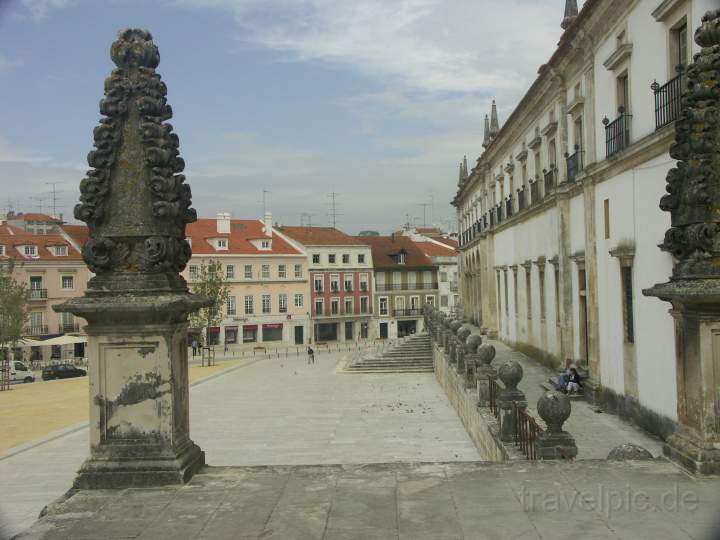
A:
[75,28,196,279]
[655,11,720,279]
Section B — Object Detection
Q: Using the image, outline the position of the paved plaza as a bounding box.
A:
[0,350,479,539]
[16,460,720,540]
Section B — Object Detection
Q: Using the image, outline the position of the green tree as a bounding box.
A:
[0,261,29,363]
[188,260,229,347]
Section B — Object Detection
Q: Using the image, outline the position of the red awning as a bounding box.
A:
[224,325,238,331]
[207,327,220,334]
[262,323,283,330]
[243,325,258,331]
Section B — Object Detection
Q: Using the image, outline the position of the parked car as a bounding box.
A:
[9,361,35,383]
[42,364,87,381]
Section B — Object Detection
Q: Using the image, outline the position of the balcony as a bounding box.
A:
[59,322,80,333]
[344,285,353,292]
[543,167,557,193]
[360,284,369,292]
[376,282,438,292]
[26,325,48,336]
[565,146,582,183]
[29,288,47,301]
[330,285,340,293]
[449,281,458,291]
[603,107,632,157]
[505,196,513,219]
[530,178,541,205]
[517,187,526,211]
[651,70,683,130]
[394,308,423,317]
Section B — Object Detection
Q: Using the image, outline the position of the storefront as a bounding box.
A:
[315,323,338,342]
[207,327,220,345]
[398,320,417,337]
[243,325,258,343]
[262,323,283,342]
[224,325,238,344]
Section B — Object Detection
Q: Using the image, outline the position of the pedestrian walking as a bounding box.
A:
[191,339,198,357]
[307,346,315,365]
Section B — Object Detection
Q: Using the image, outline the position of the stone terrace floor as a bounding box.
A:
[16,460,720,540]
[0,349,479,539]
[485,338,665,460]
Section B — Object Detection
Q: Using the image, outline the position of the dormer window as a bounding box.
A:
[261,240,271,250]
[24,245,37,257]
[0,245,5,256]
[395,250,407,265]
[53,245,68,257]
[216,239,228,250]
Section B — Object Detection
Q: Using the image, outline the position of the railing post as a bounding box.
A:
[534,391,577,459]
[475,344,496,406]
[496,360,527,442]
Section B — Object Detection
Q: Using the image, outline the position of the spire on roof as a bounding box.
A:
[489,100,500,137]
[561,0,578,30]
[463,155,468,177]
[482,114,491,148]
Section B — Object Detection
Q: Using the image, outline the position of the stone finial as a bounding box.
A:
[561,0,578,30]
[463,155,469,178]
[489,100,500,137]
[477,344,496,366]
[535,391,577,459]
[607,443,654,461]
[71,28,198,293]
[482,114,491,148]
[537,391,571,432]
[449,320,463,334]
[646,10,720,285]
[457,327,472,342]
[465,334,482,353]
[497,359,523,392]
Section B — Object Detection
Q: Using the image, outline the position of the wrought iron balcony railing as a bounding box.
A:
[393,308,424,317]
[517,188,526,211]
[59,322,80,333]
[530,178,540,205]
[27,325,48,336]
[543,167,557,193]
[603,107,632,157]
[376,283,438,292]
[565,146,582,183]
[29,288,48,300]
[651,68,683,130]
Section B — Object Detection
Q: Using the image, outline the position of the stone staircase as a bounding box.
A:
[344,334,434,373]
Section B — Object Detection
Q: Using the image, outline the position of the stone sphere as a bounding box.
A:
[477,344,495,365]
[457,327,472,342]
[465,334,482,353]
[449,320,463,333]
[497,360,523,390]
[607,443,653,461]
[537,391,571,432]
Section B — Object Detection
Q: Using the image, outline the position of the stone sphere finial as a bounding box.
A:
[449,320,463,333]
[465,334,482,353]
[537,391,571,432]
[111,28,160,69]
[497,359,522,390]
[477,344,495,366]
[607,443,653,461]
[457,327,472,343]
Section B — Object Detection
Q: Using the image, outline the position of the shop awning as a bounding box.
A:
[224,325,238,331]
[20,335,88,347]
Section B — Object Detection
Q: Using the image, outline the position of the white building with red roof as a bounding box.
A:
[278,226,373,342]
[184,213,310,347]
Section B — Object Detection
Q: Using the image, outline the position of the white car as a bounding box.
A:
[9,361,35,383]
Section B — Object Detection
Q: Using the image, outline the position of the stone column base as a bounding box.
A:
[664,432,720,475]
[74,442,205,489]
[535,431,578,460]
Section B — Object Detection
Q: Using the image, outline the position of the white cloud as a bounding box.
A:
[176,0,564,97]
[18,0,77,21]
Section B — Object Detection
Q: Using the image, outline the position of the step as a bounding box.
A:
[344,368,435,374]
[539,382,585,400]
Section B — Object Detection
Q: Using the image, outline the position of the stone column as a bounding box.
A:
[463,334,482,389]
[535,391,577,459]
[54,29,210,488]
[475,344,496,405]
[644,11,720,475]
[497,360,527,442]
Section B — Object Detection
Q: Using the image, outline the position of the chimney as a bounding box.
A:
[216,212,231,234]
[264,212,273,237]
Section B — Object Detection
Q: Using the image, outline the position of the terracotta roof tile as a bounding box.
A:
[0,230,81,260]
[358,236,434,269]
[12,213,62,222]
[278,226,367,246]
[187,219,302,255]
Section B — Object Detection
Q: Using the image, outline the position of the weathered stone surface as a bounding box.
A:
[53,28,210,489]
[607,443,654,461]
[535,391,577,460]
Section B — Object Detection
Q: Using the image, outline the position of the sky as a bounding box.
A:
[0,0,577,234]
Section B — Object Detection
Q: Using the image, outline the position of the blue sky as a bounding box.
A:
[0,0,572,233]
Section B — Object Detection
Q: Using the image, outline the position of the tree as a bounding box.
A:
[0,261,29,364]
[188,260,229,347]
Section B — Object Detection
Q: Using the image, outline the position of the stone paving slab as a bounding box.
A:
[15,460,720,540]
[486,340,666,460]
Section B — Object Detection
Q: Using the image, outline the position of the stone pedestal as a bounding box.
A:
[61,293,208,488]
[497,360,526,442]
[534,391,577,460]
[645,287,720,475]
[475,345,496,406]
